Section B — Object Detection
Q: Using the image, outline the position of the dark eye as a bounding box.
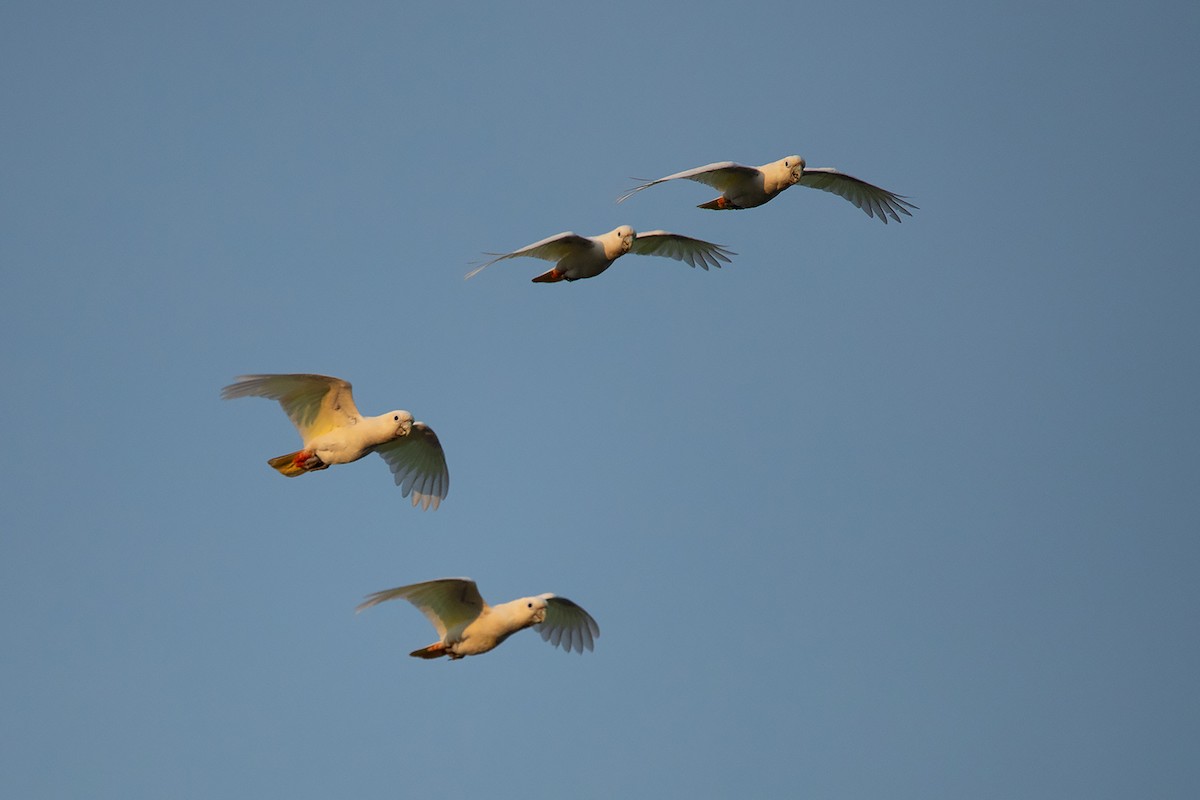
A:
[527,602,533,608]
[394,415,399,421]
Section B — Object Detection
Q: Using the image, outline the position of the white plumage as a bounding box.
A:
[357,577,599,660]
[221,373,449,509]
[466,224,733,282]
[618,154,916,222]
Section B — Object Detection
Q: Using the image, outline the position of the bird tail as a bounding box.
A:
[409,642,448,659]
[268,452,309,477]
[531,268,566,283]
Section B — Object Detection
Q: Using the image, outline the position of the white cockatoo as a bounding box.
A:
[357,577,599,660]
[466,225,734,282]
[221,373,449,509]
[618,155,916,223]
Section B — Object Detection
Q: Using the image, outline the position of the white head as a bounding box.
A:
[612,225,636,254]
[385,410,414,438]
[780,155,805,184]
[518,596,549,627]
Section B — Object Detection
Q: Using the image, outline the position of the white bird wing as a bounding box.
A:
[374,422,450,510]
[466,231,596,279]
[357,578,486,639]
[221,373,360,439]
[798,167,917,223]
[616,161,760,203]
[535,594,600,654]
[630,231,735,271]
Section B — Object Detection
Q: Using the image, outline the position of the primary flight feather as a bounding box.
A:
[618,154,916,222]
[466,225,734,282]
[357,577,599,660]
[221,373,449,509]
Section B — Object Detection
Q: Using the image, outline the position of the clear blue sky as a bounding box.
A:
[3,1,1198,797]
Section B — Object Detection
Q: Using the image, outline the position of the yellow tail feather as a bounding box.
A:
[268,452,307,477]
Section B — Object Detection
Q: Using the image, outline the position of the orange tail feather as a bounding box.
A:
[409,642,448,659]
[531,268,566,283]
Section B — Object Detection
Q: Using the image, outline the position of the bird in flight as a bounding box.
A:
[221,373,449,509]
[618,154,916,223]
[467,225,734,282]
[357,577,599,660]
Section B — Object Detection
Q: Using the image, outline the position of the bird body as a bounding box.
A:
[618,154,916,222]
[221,373,450,509]
[303,412,411,466]
[466,225,733,282]
[528,227,629,282]
[357,577,599,660]
[693,158,794,209]
[412,596,545,659]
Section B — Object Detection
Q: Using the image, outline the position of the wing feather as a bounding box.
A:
[466,232,596,279]
[221,374,360,439]
[356,578,485,638]
[535,594,599,654]
[375,423,450,510]
[617,161,760,203]
[798,168,917,223]
[630,231,735,271]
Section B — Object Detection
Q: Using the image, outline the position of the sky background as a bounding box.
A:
[3,1,1199,797]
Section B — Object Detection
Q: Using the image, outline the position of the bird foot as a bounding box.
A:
[293,451,326,471]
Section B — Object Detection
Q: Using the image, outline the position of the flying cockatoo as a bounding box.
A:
[357,577,599,660]
[465,224,734,282]
[617,155,916,223]
[221,373,449,509]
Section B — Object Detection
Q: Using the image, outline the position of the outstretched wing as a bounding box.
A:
[466,231,595,279]
[375,423,450,510]
[357,578,486,638]
[535,594,600,654]
[617,161,760,203]
[630,231,735,271]
[798,168,917,223]
[221,373,360,439]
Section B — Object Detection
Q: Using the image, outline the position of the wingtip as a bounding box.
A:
[615,178,652,204]
[410,492,441,511]
[354,594,381,614]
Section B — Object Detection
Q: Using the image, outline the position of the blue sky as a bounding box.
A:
[3,1,1198,797]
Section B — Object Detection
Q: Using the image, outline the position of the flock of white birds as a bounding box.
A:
[223,153,915,661]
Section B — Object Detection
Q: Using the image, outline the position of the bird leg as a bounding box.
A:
[268,450,326,477]
[294,451,327,471]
